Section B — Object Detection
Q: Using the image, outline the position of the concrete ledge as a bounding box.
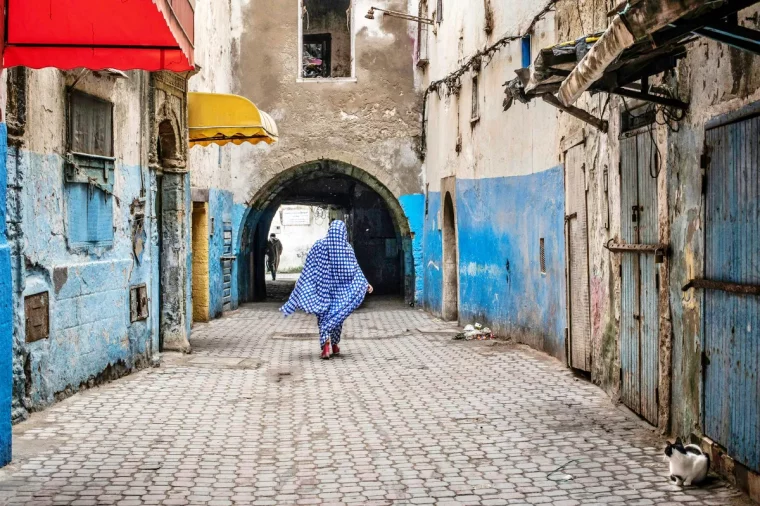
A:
[696,433,760,502]
[191,187,209,202]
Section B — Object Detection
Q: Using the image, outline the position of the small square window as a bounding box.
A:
[521,35,532,69]
[300,0,353,79]
[130,284,149,323]
[66,90,115,248]
[67,184,114,246]
[471,75,480,123]
[540,238,546,274]
[25,292,49,343]
[303,33,332,78]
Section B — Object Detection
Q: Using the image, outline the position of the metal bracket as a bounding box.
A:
[605,242,670,255]
[543,94,609,132]
[682,279,760,296]
[611,87,689,110]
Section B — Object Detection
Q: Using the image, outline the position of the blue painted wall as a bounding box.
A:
[422,192,443,315]
[0,125,13,466]
[399,193,424,304]
[456,168,566,359]
[10,149,158,416]
[421,168,567,360]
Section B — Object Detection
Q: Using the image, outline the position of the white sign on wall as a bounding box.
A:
[282,208,311,226]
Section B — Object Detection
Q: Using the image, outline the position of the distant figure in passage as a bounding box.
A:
[266,233,283,281]
[280,220,373,359]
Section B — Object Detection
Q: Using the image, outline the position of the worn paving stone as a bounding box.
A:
[0,298,752,505]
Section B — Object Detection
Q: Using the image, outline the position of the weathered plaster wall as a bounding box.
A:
[456,170,566,359]
[187,0,423,308]
[419,0,565,355]
[8,69,158,418]
[227,0,422,205]
[207,189,242,318]
[398,194,424,303]
[421,3,557,187]
[421,191,442,314]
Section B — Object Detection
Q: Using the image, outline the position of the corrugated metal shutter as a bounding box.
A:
[565,145,591,372]
[704,115,760,472]
[619,131,659,425]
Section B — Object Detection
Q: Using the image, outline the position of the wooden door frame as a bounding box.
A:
[563,141,592,371]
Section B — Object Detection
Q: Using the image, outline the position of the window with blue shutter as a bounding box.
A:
[66,183,113,246]
[65,91,115,247]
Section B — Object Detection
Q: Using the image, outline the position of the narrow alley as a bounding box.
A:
[0,301,750,506]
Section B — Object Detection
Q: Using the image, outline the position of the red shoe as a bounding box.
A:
[332,344,340,356]
[321,342,331,360]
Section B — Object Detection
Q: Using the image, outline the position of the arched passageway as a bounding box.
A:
[442,191,458,322]
[238,160,414,304]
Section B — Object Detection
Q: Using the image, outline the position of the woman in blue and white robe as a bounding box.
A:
[281,220,373,358]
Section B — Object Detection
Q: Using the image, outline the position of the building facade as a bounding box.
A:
[417,0,760,495]
[188,0,425,308]
[3,0,760,496]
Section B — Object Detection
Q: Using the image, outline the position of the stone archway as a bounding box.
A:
[237,159,415,304]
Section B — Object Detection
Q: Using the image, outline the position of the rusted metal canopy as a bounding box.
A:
[558,0,705,106]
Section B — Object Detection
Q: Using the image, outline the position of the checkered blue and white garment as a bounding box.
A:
[281,220,369,347]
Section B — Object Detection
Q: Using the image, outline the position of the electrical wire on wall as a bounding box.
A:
[620,82,686,179]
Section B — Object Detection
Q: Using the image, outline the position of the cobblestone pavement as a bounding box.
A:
[0,299,751,505]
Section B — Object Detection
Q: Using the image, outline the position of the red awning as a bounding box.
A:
[1,0,194,72]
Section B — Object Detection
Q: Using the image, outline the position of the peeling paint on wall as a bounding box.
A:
[399,193,424,304]
[455,169,567,359]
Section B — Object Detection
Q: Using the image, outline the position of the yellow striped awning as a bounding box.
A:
[188,92,279,147]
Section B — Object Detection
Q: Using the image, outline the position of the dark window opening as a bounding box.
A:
[301,0,352,79]
[303,34,332,78]
[130,284,149,322]
[69,91,113,157]
[471,75,480,122]
[540,238,546,273]
[436,0,443,23]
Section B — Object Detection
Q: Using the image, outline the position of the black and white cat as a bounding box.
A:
[664,437,710,486]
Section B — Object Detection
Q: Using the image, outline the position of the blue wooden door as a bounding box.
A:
[704,115,760,472]
[620,132,659,425]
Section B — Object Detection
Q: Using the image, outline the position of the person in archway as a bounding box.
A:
[280,220,373,359]
[266,233,283,281]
